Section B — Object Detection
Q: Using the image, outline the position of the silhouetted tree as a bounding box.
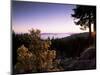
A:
[72,5,96,38]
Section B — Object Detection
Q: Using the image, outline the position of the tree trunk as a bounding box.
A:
[88,13,92,45]
[93,21,96,32]
[89,24,92,38]
[93,20,96,46]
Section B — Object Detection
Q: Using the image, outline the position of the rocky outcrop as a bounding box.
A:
[61,46,96,70]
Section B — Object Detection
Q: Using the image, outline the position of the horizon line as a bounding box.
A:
[13,31,88,34]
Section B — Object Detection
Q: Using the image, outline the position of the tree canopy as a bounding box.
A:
[72,5,96,32]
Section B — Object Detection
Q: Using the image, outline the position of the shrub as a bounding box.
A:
[15,29,61,73]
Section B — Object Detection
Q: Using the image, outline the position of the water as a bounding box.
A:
[41,33,73,39]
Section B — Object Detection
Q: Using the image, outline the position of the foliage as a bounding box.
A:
[15,29,62,73]
[72,5,96,31]
[12,31,31,66]
[15,45,33,73]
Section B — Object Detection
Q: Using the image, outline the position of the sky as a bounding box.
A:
[12,1,88,33]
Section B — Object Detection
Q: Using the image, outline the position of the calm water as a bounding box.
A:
[41,33,74,39]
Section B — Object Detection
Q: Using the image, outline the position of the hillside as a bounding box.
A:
[13,32,96,72]
[50,32,96,71]
[51,32,95,58]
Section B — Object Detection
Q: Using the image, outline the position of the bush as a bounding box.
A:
[15,29,61,73]
[15,45,33,73]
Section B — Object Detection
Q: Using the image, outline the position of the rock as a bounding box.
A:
[62,46,96,70]
[70,46,96,70]
[79,46,96,60]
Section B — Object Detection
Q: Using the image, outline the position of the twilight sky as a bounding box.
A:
[12,1,88,33]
